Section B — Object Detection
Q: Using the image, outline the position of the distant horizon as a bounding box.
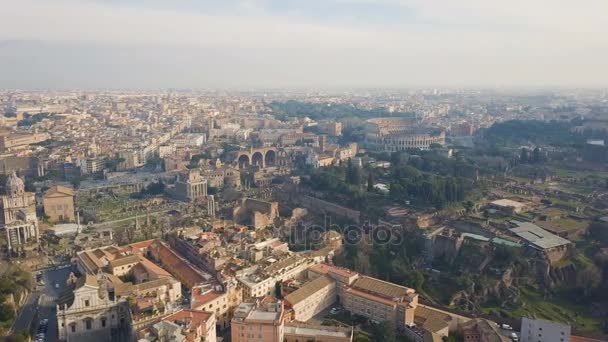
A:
[1,0,607,89]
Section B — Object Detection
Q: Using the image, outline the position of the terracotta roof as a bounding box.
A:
[78,250,104,273]
[459,319,509,342]
[44,185,75,197]
[345,287,396,306]
[163,309,214,331]
[353,276,414,299]
[136,255,172,277]
[104,273,133,296]
[109,254,140,268]
[264,255,303,274]
[285,275,334,305]
[308,263,358,279]
[192,289,224,309]
[155,242,207,288]
[571,336,608,342]
[135,278,173,293]
[129,239,156,252]
[414,306,451,334]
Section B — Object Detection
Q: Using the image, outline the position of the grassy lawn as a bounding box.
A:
[482,285,602,334]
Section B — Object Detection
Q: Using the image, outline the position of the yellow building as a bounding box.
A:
[43,185,75,223]
[285,275,336,322]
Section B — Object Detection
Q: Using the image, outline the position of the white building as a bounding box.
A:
[57,274,132,342]
[521,317,570,342]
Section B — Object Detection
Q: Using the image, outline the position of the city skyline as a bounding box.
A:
[1,0,607,89]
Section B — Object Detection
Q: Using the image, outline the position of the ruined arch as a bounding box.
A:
[238,154,250,169]
[264,150,276,167]
[251,152,264,168]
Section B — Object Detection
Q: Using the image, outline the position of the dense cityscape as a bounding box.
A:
[0,89,606,342]
[2,0,608,340]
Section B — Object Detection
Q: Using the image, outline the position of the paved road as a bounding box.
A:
[37,266,74,341]
[11,265,74,340]
[10,291,39,335]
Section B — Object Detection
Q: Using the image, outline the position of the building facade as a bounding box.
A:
[43,185,76,223]
[364,117,445,151]
[231,302,284,342]
[0,171,39,254]
[521,317,571,342]
[173,170,208,202]
[57,275,132,342]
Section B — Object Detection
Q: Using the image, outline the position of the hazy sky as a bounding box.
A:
[1,0,607,89]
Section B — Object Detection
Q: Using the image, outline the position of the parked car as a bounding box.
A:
[329,307,341,315]
[501,324,513,330]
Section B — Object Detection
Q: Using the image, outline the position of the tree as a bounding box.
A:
[576,265,602,297]
[367,173,374,192]
[0,302,15,322]
[345,159,361,186]
[71,177,81,189]
[275,282,283,299]
[5,331,29,342]
[406,270,424,290]
[463,200,474,213]
[589,222,608,244]
[371,321,397,342]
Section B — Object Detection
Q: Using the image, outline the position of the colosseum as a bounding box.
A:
[364,117,445,151]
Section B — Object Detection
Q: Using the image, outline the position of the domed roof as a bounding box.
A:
[6,171,25,194]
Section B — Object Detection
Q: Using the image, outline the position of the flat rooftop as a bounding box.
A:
[491,199,526,208]
[510,221,571,250]
[284,324,352,338]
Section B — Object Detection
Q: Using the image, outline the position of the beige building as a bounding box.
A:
[150,309,217,342]
[237,255,313,299]
[231,300,353,342]
[74,243,183,307]
[285,275,336,322]
[231,301,284,342]
[343,276,418,329]
[308,264,420,331]
[0,132,50,152]
[202,165,241,189]
[173,169,208,202]
[317,121,343,137]
[191,282,243,330]
[43,185,76,223]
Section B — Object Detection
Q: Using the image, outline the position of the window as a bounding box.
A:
[85,320,92,330]
[85,300,90,307]
[70,324,76,333]
[101,318,106,327]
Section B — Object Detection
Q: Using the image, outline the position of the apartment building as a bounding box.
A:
[521,317,571,342]
[151,309,217,342]
[231,301,284,342]
[191,282,243,330]
[284,275,336,322]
